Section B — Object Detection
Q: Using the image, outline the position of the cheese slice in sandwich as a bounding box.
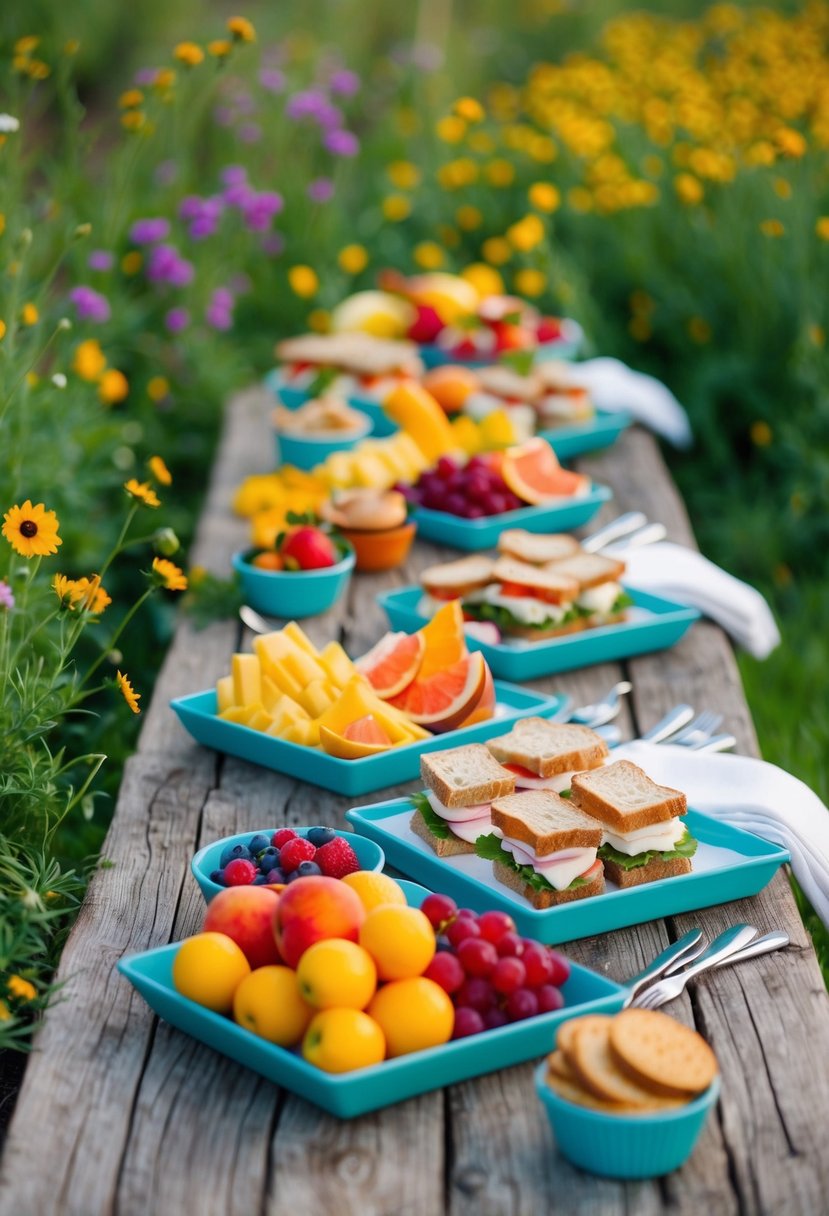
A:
[411,744,516,857]
[458,557,586,641]
[569,760,698,889]
[497,529,581,566]
[486,719,609,791]
[544,552,630,622]
[478,790,605,909]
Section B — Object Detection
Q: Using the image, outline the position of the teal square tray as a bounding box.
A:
[411,483,611,551]
[345,803,790,943]
[378,585,700,680]
[170,685,571,797]
[540,410,631,460]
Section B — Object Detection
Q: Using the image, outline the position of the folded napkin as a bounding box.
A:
[613,740,829,932]
[604,540,781,659]
[573,357,693,449]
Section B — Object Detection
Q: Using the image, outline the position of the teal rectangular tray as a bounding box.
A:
[117,901,625,1119]
[378,586,700,680]
[170,685,571,797]
[411,483,611,551]
[418,323,584,369]
[540,410,631,460]
[264,371,398,437]
[345,803,790,943]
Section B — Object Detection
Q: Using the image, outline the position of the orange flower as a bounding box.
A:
[116,671,141,714]
[152,557,188,591]
[148,455,172,485]
[124,480,161,508]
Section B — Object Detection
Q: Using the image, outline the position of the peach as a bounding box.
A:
[273,876,365,968]
[202,886,282,970]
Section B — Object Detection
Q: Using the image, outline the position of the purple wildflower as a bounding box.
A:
[259,67,285,93]
[324,129,359,157]
[206,287,234,330]
[88,250,114,272]
[224,181,255,209]
[285,90,342,129]
[69,286,111,323]
[134,68,157,85]
[147,244,194,287]
[179,196,204,221]
[238,122,262,144]
[329,68,359,96]
[165,307,190,333]
[307,178,335,203]
[0,580,14,611]
[241,190,284,230]
[129,217,171,245]
[221,165,248,186]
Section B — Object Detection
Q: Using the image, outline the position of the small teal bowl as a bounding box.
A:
[232,545,355,619]
[192,827,385,902]
[275,416,373,472]
[534,1063,720,1178]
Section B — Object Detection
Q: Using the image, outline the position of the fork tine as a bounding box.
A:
[633,987,662,1010]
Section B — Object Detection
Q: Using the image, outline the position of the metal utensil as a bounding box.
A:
[568,681,633,728]
[690,733,738,754]
[582,512,648,554]
[636,930,791,1010]
[669,711,724,748]
[594,724,623,747]
[239,604,278,634]
[630,924,760,1009]
[610,522,667,551]
[639,704,695,743]
[621,929,706,1008]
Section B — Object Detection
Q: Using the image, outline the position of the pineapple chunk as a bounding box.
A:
[297,679,334,718]
[269,693,310,722]
[283,720,320,747]
[216,674,235,713]
[248,707,274,733]
[264,663,305,701]
[351,452,394,490]
[318,641,359,688]
[394,432,430,478]
[219,702,266,727]
[282,646,326,686]
[282,621,320,657]
[232,654,261,706]
[325,451,356,488]
[253,631,292,667]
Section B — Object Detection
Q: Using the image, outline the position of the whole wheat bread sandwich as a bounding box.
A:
[477,789,605,909]
[486,719,609,791]
[497,529,581,566]
[569,760,697,888]
[411,744,516,857]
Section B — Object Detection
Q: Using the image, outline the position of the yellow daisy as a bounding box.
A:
[124,480,161,508]
[53,574,77,605]
[148,455,172,485]
[116,671,141,714]
[174,42,204,67]
[7,975,36,1001]
[2,501,62,557]
[152,557,188,592]
[72,575,111,614]
[227,16,256,41]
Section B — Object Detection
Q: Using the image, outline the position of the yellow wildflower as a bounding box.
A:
[64,39,80,56]
[0,321,5,341]
[461,264,504,298]
[506,214,545,252]
[528,136,557,164]
[413,242,445,270]
[8,976,36,1001]
[25,372,39,388]
[53,574,76,606]
[745,141,775,167]
[0,214,4,235]
[386,161,421,190]
[774,128,806,159]
[773,178,792,200]
[513,269,547,298]
[124,480,161,508]
[436,115,466,143]
[148,455,172,485]
[174,42,204,67]
[152,557,188,591]
[307,309,331,333]
[288,265,319,298]
[482,237,512,266]
[750,421,773,446]
[674,173,704,205]
[338,244,369,275]
[3,501,62,558]
[14,35,39,54]
[71,575,111,614]
[121,111,146,132]
[208,40,232,58]
[454,97,484,123]
[568,187,594,213]
[0,1000,11,1021]
[21,303,38,326]
[485,159,516,187]
[760,219,784,238]
[73,340,106,382]
[528,183,561,213]
[815,218,829,241]
[382,194,412,222]
[99,369,129,405]
[147,377,170,403]
[227,16,256,42]
[121,251,142,275]
[456,205,483,231]
[116,671,141,714]
[27,60,51,80]
[154,68,176,91]
[119,89,144,109]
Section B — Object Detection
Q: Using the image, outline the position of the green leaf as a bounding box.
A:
[463,601,579,633]
[410,792,450,840]
[307,367,338,397]
[613,591,634,611]
[598,828,699,870]
[499,348,535,376]
[474,833,590,893]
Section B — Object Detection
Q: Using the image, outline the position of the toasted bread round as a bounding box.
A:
[544,1068,634,1112]
[492,861,604,909]
[568,1015,686,1108]
[609,1008,718,1098]
[546,1049,576,1081]
[409,808,475,857]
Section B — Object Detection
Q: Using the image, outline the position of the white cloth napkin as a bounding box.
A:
[612,741,829,931]
[604,540,781,659]
[572,357,693,449]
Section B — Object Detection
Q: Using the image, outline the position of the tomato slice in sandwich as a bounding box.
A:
[497,580,567,605]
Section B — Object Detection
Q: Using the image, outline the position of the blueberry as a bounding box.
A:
[285,869,304,883]
[248,833,271,856]
[219,842,252,868]
[210,869,227,887]
[296,860,322,878]
[265,867,286,884]
[251,874,268,885]
[258,847,280,873]
[306,826,336,847]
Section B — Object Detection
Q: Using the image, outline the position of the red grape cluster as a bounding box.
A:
[420,893,570,1039]
[396,455,524,519]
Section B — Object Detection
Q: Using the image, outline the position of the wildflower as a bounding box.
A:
[513,269,547,298]
[0,1000,10,1021]
[148,455,172,484]
[146,245,194,287]
[121,251,142,275]
[53,574,76,606]
[456,205,483,231]
[773,178,792,200]
[750,421,773,446]
[413,242,444,270]
[14,35,39,54]
[0,214,4,235]
[482,237,512,266]
[164,307,190,333]
[129,218,170,245]
[154,68,176,92]
[174,42,204,67]
[0,580,14,610]
[436,115,466,143]
[568,187,593,213]
[21,303,38,325]
[116,671,141,714]
[88,250,114,272]
[227,16,256,42]
[815,218,829,241]
[0,114,20,133]
[72,339,106,381]
[2,501,62,557]
[27,60,51,81]
[147,378,170,403]
[329,68,359,96]
[121,111,146,132]
[152,557,188,591]
[7,976,36,1002]
[382,194,411,222]
[72,575,111,614]
[260,67,285,93]
[288,266,319,298]
[760,219,784,238]
[124,480,161,508]
[68,286,111,324]
[324,129,359,157]
[507,215,545,252]
[208,40,232,58]
[774,128,806,159]
[528,183,561,213]
[99,369,129,405]
[119,89,144,109]
[307,179,335,204]
[674,173,704,205]
[454,97,484,123]
[461,263,504,297]
[386,161,420,190]
[0,322,5,340]
[206,289,234,330]
[485,159,515,187]
[338,244,368,275]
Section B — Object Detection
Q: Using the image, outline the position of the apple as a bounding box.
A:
[202,885,281,969]
[279,526,338,571]
[273,875,365,968]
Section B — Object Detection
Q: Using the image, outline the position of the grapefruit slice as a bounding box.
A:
[355,632,425,699]
[319,718,394,759]
[416,600,467,680]
[501,437,590,504]
[386,652,490,733]
[454,662,495,729]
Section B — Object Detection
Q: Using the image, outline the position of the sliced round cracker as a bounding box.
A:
[544,1068,634,1113]
[556,1013,605,1060]
[609,1008,718,1098]
[568,1015,686,1108]
[546,1049,575,1081]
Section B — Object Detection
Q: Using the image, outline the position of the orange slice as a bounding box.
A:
[355,632,425,699]
[319,720,394,759]
[383,383,455,462]
[500,437,590,504]
[343,715,394,745]
[416,600,467,679]
[386,652,489,733]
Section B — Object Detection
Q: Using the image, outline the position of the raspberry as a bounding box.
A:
[223,858,257,886]
[279,837,317,874]
[272,828,297,849]
[314,836,359,879]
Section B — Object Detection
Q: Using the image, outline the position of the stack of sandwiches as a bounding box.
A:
[462,361,594,435]
[275,333,424,402]
[418,529,631,642]
[487,718,609,792]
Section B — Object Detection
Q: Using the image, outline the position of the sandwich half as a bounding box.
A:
[411,744,516,856]
[486,719,609,791]
[497,528,581,566]
[461,556,584,640]
[544,552,631,625]
[477,790,605,909]
[569,760,697,888]
[419,555,496,618]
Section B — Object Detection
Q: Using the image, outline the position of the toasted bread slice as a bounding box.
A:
[420,555,496,598]
[487,719,608,778]
[490,789,603,853]
[497,529,581,565]
[409,808,475,857]
[476,365,543,403]
[420,744,515,808]
[276,333,421,376]
[570,760,687,831]
[546,551,626,590]
[492,859,604,909]
[491,556,579,603]
[602,855,692,888]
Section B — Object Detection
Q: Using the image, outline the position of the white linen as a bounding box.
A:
[573,357,693,449]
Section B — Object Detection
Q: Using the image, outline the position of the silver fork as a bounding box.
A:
[670,711,724,748]
[635,929,790,1010]
[568,681,633,728]
[631,924,759,1009]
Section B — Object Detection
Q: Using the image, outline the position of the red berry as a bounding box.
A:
[424,952,465,994]
[452,1007,485,1039]
[457,937,498,978]
[506,987,539,1021]
[522,945,555,988]
[477,910,516,945]
[272,828,297,849]
[314,836,360,879]
[536,984,565,1014]
[496,932,524,958]
[223,858,257,886]
[547,950,571,987]
[446,917,481,948]
[483,1007,510,1031]
[456,977,496,1013]
[278,837,317,874]
[491,956,527,995]
[422,892,458,930]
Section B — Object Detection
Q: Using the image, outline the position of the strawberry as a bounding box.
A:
[314,836,360,879]
[279,836,317,874]
[407,303,444,344]
[272,828,297,849]
[279,526,338,571]
[492,321,534,353]
[537,316,564,343]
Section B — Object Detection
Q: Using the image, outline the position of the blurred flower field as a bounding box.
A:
[1,0,828,1052]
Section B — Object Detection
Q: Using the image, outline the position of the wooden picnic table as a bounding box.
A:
[2,387,828,1216]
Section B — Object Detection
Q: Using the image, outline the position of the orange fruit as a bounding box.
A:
[500,437,590,504]
[422,366,479,414]
[319,722,394,759]
[343,715,394,745]
[251,551,283,571]
[383,383,455,462]
[386,651,490,733]
[358,904,436,980]
[232,965,314,1046]
[355,631,425,698]
[367,977,454,1057]
[296,939,377,1010]
[172,932,251,1014]
[454,662,495,728]
[341,871,407,913]
[416,599,466,679]
[302,1008,386,1073]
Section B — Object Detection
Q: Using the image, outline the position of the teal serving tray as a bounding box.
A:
[264,371,398,438]
[540,410,631,460]
[117,888,625,1119]
[345,804,790,943]
[411,483,611,551]
[418,322,584,369]
[378,585,699,680]
[170,686,571,797]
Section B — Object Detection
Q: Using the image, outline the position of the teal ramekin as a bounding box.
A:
[534,1062,720,1178]
[232,545,355,618]
[275,416,372,471]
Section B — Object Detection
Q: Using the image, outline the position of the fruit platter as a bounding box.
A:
[171,612,570,794]
[119,856,626,1118]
